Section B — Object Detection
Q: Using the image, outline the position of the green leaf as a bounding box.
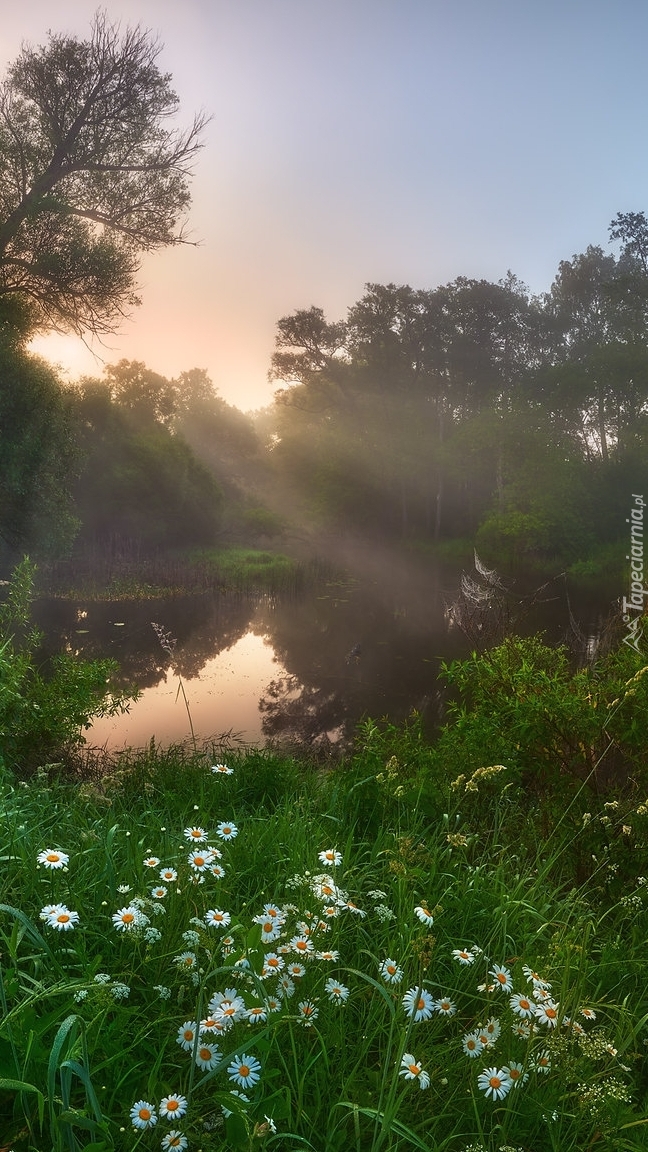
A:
[225,1111,248,1146]
[0,1076,45,1127]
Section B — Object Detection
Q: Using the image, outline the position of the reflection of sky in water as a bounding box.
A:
[88,631,290,750]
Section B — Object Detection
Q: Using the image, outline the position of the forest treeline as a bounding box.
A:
[3,211,648,575]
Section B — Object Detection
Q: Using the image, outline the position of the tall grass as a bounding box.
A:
[2,741,648,1151]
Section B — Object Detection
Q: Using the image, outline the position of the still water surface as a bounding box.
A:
[34,562,615,752]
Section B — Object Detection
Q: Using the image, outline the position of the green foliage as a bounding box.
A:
[0,341,80,559]
[0,559,135,774]
[1,738,648,1151]
[430,635,648,802]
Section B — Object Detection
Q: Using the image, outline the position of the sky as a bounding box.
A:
[2,0,648,410]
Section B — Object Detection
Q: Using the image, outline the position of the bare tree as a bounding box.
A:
[0,11,208,335]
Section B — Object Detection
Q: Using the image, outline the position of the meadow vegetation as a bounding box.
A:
[1,568,648,1151]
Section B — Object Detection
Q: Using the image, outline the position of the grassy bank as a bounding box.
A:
[2,730,648,1152]
[40,546,318,600]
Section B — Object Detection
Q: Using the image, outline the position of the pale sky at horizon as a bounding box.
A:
[2,0,648,410]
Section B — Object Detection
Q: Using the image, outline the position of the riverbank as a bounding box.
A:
[2,728,648,1152]
[38,545,325,600]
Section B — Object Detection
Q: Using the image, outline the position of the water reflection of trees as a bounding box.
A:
[35,593,256,691]
[255,567,463,749]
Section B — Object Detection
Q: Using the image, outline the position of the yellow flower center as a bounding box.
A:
[546,1008,557,1018]
[417,998,425,1010]
[167,1100,178,1111]
[239,1064,250,1077]
[183,1030,194,1040]
[199,1048,211,1060]
[489,1076,502,1089]
[408,1064,419,1075]
[194,857,205,867]
[47,853,60,862]
[122,913,134,923]
[497,973,507,983]
[510,1068,521,1080]
[139,1108,151,1120]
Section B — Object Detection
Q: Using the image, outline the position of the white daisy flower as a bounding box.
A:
[477,1067,512,1101]
[462,1032,484,1058]
[194,1041,221,1070]
[510,991,536,1018]
[37,849,69,869]
[159,867,177,882]
[489,964,513,992]
[204,908,231,929]
[216,821,238,840]
[414,904,434,926]
[161,1133,188,1151]
[399,1053,430,1089]
[402,987,435,1022]
[130,1100,157,1129]
[452,948,475,964]
[184,826,208,842]
[143,856,161,868]
[505,1061,529,1088]
[228,1054,261,1088]
[433,996,456,1016]
[159,1094,188,1120]
[318,849,342,866]
[325,978,349,1003]
[211,763,233,774]
[297,999,319,1026]
[535,1001,560,1028]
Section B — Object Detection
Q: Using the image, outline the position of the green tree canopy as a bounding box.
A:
[0,12,206,335]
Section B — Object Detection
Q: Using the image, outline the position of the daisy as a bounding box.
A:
[256,919,282,942]
[297,999,319,1026]
[290,935,314,957]
[402,987,435,1022]
[159,1094,188,1120]
[522,965,551,989]
[484,1016,501,1038]
[184,826,208,842]
[489,964,513,992]
[414,904,434,926]
[188,850,212,871]
[47,906,79,931]
[262,953,284,976]
[151,886,167,899]
[318,849,342,866]
[112,906,140,931]
[433,997,456,1017]
[510,992,536,1018]
[314,879,339,900]
[317,950,339,962]
[261,903,283,920]
[143,856,161,868]
[534,986,553,1002]
[462,1032,483,1058]
[194,1041,220,1070]
[342,899,366,917]
[477,1067,512,1101]
[174,952,198,971]
[399,1054,431,1090]
[533,1049,551,1073]
[40,903,63,921]
[322,905,339,919]
[510,1020,534,1039]
[161,1134,188,1151]
[580,1007,596,1021]
[37,849,69,869]
[130,1101,156,1129]
[213,997,246,1025]
[247,1005,268,1024]
[265,996,282,1013]
[278,976,296,999]
[200,1016,221,1033]
[211,763,233,774]
[228,1054,262,1088]
[205,908,231,929]
[325,978,349,1003]
[287,962,306,979]
[159,867,177,882]
[535,1001,560,1028]
[505,1061,528,1087]
[216,821,238,840]
[452,948,475,965]
[210,863,226,880]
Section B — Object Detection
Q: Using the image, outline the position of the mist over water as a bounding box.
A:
[34,553,615,754]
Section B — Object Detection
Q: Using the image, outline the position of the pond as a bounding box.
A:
[33,557,617,753]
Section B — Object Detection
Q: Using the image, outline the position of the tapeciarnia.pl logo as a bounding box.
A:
[622,493,645,653]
